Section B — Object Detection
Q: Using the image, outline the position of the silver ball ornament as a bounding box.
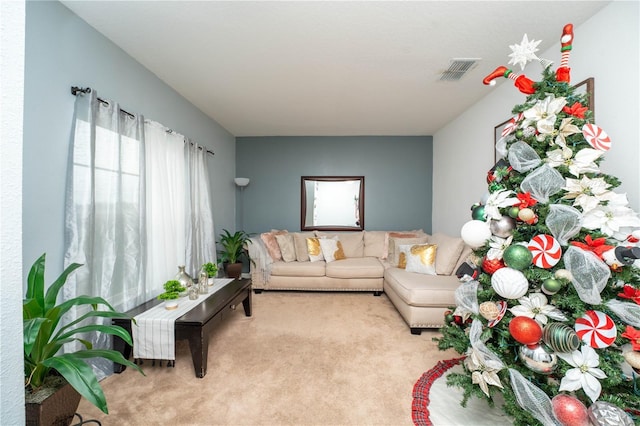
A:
[518,343,557,374]
[489,216,516,238]
[588,401,634,425]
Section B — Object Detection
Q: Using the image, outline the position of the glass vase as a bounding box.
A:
[175,265,193,288]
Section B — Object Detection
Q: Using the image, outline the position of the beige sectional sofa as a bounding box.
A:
[247,230,472,334]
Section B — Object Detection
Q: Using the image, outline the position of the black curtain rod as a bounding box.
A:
[71,86,214,156]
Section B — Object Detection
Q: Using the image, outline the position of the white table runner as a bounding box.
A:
[132,278,234,360]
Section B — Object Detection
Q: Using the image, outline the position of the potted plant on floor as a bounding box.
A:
[217,229,252,279]
[201,262,218,285]
[24,253,144,425]
[157,280,186,309]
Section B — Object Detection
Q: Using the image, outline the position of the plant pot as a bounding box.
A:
[208,277,215,286]
[164,300,179,310]
[224,262,243,279]
[25,379,81,426]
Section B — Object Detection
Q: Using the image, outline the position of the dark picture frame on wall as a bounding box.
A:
[494,118,511,163]
[574,77,595,120]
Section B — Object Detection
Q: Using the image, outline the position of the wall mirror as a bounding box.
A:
[301,176,364,231]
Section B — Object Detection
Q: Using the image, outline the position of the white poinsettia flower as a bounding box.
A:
[487,235,513,260]
[557,345,606,403]
[523,95,567,135]
[546,147,603,177]
[464,347,504,397]
[562,176,611,213]
[582,192,640,236]
[509,293,567,325]
[554,117,581,149]
[484,189,519,220]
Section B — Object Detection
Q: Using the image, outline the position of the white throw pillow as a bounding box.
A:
[275,233,296,262]
[319,237,346,263]
[404,244,438,275]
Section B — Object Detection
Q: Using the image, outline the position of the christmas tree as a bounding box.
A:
[437,23,640,425]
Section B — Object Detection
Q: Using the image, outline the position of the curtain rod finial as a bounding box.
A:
[71,86,91,96]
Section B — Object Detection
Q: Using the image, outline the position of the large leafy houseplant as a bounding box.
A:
[24,253,143,414]
[217,229,253,278]
[217,229,252,264]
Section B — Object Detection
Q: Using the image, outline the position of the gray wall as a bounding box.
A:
[236,136,433,234]
[23,1,236,280]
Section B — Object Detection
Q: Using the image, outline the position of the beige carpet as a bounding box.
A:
[77,291,459,425]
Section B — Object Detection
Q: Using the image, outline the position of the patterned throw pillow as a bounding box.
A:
[391,236,429,267]
[275,233,296,262]
[386,231,427,262]
[260,230,288,261]
[318,237,346,263]
[404,244,438,275]
[306,237,325,262]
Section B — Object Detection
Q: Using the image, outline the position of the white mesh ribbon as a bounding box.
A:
[496,136,509,160]
[606,299,640,328]
[546,204,583,246]
[564,246,611,304]
[469,319,504,369]
[508,141,541,173]
[520,164,565,203]
[454,280,479,315]
[508,369,561,426]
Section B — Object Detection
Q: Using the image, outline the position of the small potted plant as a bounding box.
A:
[24,253,144,424]
[157,280,186,309]
[217,229,253,279]
[202,262,218,285]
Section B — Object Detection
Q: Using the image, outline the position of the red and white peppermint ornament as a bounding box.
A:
[574,310,617,348]
[528,234,562,268]
[502,113,523,137]
[582,123,611,151]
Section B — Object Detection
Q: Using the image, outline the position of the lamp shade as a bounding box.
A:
[234,177,250,187]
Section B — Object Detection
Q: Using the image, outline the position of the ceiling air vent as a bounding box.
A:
[439,58,481,81]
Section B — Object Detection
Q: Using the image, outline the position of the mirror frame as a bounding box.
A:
[300,176,365,231]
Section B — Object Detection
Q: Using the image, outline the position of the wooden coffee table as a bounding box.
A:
[113,278,252,378]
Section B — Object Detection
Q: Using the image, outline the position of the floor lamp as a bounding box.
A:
[234,177,250,231]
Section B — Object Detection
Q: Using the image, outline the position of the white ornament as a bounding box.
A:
[461,220,491,248]
[508,34,542,70]
[491,267,529,299]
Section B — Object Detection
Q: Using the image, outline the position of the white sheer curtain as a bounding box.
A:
[64,92,217,380]
[185,140,216,276]
[64,90,147,379]
[144,120,187,287]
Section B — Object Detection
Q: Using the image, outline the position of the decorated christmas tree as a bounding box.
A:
[437,23,640,425]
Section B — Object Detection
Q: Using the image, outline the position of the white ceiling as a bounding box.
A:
[61,1,610,136]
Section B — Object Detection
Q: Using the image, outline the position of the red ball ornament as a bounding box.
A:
[551,394,589,426]
[482,257,505,274]
[509,316,542,347]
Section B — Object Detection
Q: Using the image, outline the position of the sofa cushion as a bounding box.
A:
[318,237,346,262]
[428,233,465,275]
[260,230,288,261]
[316,232,364,257]
[390,236,429,267]
[275,233,296,262]
[398,244,437,275]
[306,237,324,262]
[363,231,387,258]
[293,232,315,262]
[325,257,384,279]
[271,260,326,277]
[384,267,461,307]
